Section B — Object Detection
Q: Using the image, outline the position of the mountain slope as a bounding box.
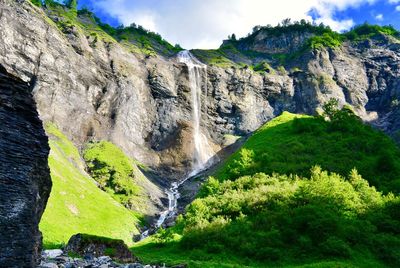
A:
[2,0,400,181]
[133,111,400,267]
[216,111,400,193]
[40,123,142,248]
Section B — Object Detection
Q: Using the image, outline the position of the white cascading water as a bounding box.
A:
[139,51,214,241]
[177,50,214,174]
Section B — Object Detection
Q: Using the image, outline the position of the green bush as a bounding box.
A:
[308,32,343,49]
[252,61,274,73]
[30,0,42,7]
[345,23,399,41]
[176,169,400,266]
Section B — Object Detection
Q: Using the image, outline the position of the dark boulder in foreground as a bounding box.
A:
[65,234,136,263]
[0,66,51,267]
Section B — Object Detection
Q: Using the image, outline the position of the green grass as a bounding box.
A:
[191,49,238,68]
[82,141,151,213]
[133,238,267,268]
[216,111,400,193]
[251,61,275,73]
[40,123,140,248]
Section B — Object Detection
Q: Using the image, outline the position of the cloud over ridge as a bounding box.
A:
[90,0,383,49]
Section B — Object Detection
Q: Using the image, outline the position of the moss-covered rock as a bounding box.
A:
[65,233,136,263]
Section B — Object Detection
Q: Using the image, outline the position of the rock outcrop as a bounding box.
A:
[0,65,51,267]
[65,234,136,263]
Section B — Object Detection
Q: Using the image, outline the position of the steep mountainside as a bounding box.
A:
[1,1,400,183]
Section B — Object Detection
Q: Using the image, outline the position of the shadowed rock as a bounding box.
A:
[65,234,136,263]
[0,66,51,267]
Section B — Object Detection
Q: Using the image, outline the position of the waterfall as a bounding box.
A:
[177,50,214,174]
[139,51,214,241]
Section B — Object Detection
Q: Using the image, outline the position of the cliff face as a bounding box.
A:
[1,1,399,182]
[0,65,51,266]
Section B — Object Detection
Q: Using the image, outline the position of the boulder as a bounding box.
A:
[65,234,136,263]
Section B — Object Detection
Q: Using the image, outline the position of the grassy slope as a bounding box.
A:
[82,141,159,215]
[216,112,400,193]
[40,123,140,248]
[133,112,400,267]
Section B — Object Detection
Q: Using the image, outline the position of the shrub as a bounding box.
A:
[173,169,400,266]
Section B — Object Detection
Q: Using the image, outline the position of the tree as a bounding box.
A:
[322,98,339,120]
[282,18,292,27]
[64,0,77,17]
[252,25,261,33]
[64,0,77,10]
[174,44,183,51]
[44,0,55,6]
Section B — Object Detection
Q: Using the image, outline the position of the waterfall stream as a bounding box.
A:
[139,51,213,241]
[178,50,214,174]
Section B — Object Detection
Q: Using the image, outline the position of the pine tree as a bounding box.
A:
[64,0,77,9]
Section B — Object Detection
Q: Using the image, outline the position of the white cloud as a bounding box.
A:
[389,0,400,4]
[396,5,400,11]
[90,0,378,49]
[375,13,384,20]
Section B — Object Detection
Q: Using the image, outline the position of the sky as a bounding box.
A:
[75,0,400,49]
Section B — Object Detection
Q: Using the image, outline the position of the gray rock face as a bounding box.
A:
[0,1,399,183]
[234,30,314,54]
[0,65,51,267]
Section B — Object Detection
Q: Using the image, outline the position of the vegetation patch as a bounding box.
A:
[216,107,400,193]
[40,123,140,248]
[345,24,400,41]
[135,168,399,267]
[134,104,400,267]
[83,141,149,212]
[251,61,275,73]
[191,49,237,68]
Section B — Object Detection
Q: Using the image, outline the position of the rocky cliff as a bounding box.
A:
[0,65,51,266]
[1,1,399,184]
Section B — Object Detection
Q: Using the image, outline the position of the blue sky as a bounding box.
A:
[74,0,400,49]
